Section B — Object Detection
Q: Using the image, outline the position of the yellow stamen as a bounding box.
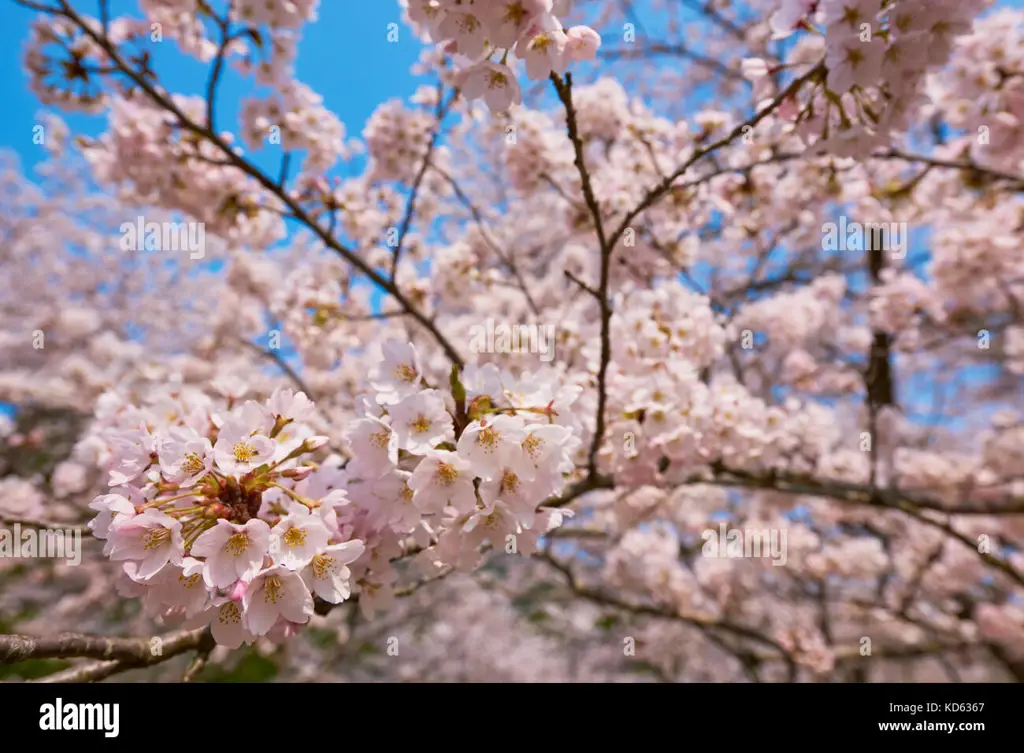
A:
[523,434,545,458]
[263,575,282,604]
[393,363,417,383]
[182,452,204,475]
[143,527,170,550]
[225,532,250,556]
[218,602,241,625]
[284,527,307,548]
[233,441,257,463]
[311,553,337,580]
[435,461,459,486]
[477,425,500,450]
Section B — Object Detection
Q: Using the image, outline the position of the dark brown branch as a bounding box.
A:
[550,72,613,478]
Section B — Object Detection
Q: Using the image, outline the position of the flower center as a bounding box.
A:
[503,1,529,26]
[477,425,501,450]
[233,441,257,463]
[435,461,459,486]
[311,553,337,580]
[218,602,241,625]
[523,433,545,458]
[142,527,170,550]
[263,575,282,604]
[182,452,204,474]
[487,70,509,89]
[393,363,417,383]
[284,527,307,548]
[500,470,519,496]
[225,532,250,556]
[531,33,552,52]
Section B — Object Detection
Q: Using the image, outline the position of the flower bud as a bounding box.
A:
[280,465,315,481]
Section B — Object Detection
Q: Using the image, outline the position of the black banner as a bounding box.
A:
[0,682,1013,744]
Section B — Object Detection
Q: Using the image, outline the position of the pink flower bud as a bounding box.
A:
[566,26,601,62]
[281,465,314,481]
[205,503,231,519]
[303,435,329,451]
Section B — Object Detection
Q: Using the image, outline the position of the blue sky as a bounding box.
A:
[0,1,425,176]
[0,0,715,174]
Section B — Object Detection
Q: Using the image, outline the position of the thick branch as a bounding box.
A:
[0,626,210,665]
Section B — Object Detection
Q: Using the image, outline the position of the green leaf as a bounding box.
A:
[198,650,278,683]
[0,658,71,680]
[594,614,619,630]
[449,364,466,402]
[624,660,662,676]
[306,628,337,650]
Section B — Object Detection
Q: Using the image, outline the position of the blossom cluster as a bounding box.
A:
[351,340,582,570]
[927,8,1024,168]
[401,0,601,112]
[81,94,286,249]
[85,341,582,647]
[588,280,864,484]
[241,80,347,176]
[749,0,991,157]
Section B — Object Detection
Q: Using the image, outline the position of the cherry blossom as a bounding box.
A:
[2,0,1023,685]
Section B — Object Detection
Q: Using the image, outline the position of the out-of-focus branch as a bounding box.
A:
[609,62,825,251]
[0,626,208,664]
[601,43,749,82]
[1,626,214,683]
[547,461,1024,586]
[433,165,541,315]
[236,337,315,399]
[878,149,1024,190]
[537,550,799,679]
[391,84,458,280]
[52,0,466,367]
